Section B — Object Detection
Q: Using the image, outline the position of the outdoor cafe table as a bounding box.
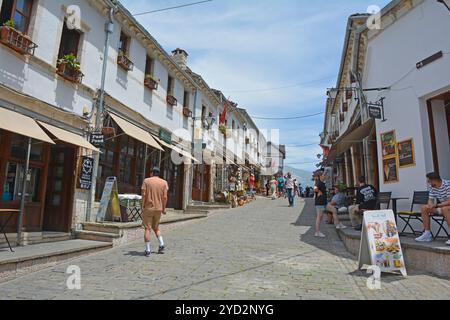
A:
[391,197,410,224]
[0,209,20,252]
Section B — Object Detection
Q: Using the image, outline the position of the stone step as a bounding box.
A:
[0,232,72,249]
[75,230,122,243]
[0,240,112,283]
[186,204,230,211]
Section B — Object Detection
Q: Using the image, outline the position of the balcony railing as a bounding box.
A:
[0,26,37,56]
[166,94,177,106]
[56,61,84,84]
[144,75,158,90]
[117,51,134,71]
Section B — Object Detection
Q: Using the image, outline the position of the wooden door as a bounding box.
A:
[43,145,75,232]
[202,165,211,202]
[192,165,202,201]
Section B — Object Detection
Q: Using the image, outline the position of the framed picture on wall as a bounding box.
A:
[382,157,399,184]
[381,130,397,158]
[397,138,416,168]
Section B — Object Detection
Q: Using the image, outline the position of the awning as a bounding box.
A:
[152,135,199,163]
[109,113,163,151]
[0,107,55,144]
[38,121,99,151]
[327,119,375,161]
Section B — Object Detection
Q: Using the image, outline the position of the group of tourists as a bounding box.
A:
[265,173,305,207]
[311,170,450,246]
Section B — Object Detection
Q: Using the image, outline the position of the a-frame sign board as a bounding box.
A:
[358,210,407,277]
[96,176,122,222]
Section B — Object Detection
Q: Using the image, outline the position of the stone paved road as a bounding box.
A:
[1,198,450,300]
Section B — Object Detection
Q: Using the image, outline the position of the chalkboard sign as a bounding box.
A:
[90,132,104,148]
[96,177,121,222]
[78,156,94,190]
[398,139,415,168]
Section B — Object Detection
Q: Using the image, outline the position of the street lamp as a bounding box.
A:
[438,0,450,11]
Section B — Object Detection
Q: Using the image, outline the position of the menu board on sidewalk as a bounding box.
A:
[358,210,407,277]
[96,176,121,222]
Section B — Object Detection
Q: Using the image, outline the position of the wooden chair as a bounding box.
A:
[397,191,428,236]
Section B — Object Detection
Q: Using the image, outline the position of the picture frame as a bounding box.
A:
[382,157,399,184]
[397,138,415,168]
[380,130,397,159]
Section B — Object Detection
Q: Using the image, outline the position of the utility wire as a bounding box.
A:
[286,143,319,148]
[252,111,325,120]
[223,75,336,93]
[133,0,213,16]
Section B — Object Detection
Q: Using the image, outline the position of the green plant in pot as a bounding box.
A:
[58,53,81,70]
[219,124,227,135]
[4,19,15,28]
[145,73,159,83]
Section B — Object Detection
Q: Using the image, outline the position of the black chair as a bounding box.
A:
[431,211,450,239]
[397,191,428,236]
[376,192,392,210]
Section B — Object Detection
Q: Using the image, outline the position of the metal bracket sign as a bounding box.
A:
[367,97,386,122]
[90,131,105,148]
[96,176,121,222]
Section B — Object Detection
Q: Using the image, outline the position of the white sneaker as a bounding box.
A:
[415,232,433,242]
[336,224,347,230]
[315,231,326,238]
[446,239,450,246]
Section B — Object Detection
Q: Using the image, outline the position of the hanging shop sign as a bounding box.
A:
[358,210,407,277]
[90,131,105,148]
[78,156,94,190]
[96,176,121,222]
[369,105,382,120]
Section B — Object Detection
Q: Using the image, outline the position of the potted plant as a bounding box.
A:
[57,53,83,83]
[117,49,133,71]
[0,19,36,55]
[144,73,159,90]
[219,124,227,135]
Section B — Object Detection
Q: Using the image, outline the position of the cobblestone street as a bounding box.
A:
[1,198,450,300]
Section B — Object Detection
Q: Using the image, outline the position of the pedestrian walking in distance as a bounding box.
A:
[270,176,278,200]
[141,167,169,257]
[285,172,295,207]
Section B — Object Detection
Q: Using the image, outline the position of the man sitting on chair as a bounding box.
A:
[326,186,347,229]
[349,176,378,231]
[415,172,450,245]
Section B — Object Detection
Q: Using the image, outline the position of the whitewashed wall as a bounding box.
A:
[363,0,450,211]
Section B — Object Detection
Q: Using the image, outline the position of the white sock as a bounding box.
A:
[145,242,151,252]
[158,236,164,247]
[424,230,432,236]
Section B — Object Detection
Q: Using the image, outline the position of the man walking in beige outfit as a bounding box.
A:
[141,167,169,257]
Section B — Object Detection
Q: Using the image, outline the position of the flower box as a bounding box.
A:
[182,107,192,118]
[117,51,134,71]
[0,26,37,56]
[56,61,84,84]
[166,94,177,106]
[144,75,158,90]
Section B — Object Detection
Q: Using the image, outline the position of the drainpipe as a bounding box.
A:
[17,137,32,246]
[86,3,116,223]
[188,88,199,204]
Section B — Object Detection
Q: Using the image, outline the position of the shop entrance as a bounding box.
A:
[43,145,76,232]
[427,92,450,177]
[192,165,210,203]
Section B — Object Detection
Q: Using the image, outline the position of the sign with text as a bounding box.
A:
[78,156,94,190]
[90,132,104,148]
[369,105,382,119]
[358,210,407,277]
[96,177,121,222]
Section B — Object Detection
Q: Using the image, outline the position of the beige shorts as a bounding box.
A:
[142,209,162,230]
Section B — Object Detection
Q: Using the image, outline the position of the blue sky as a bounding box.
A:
[121,0,390,173]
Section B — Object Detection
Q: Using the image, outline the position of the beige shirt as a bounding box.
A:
[141,177,169,213]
